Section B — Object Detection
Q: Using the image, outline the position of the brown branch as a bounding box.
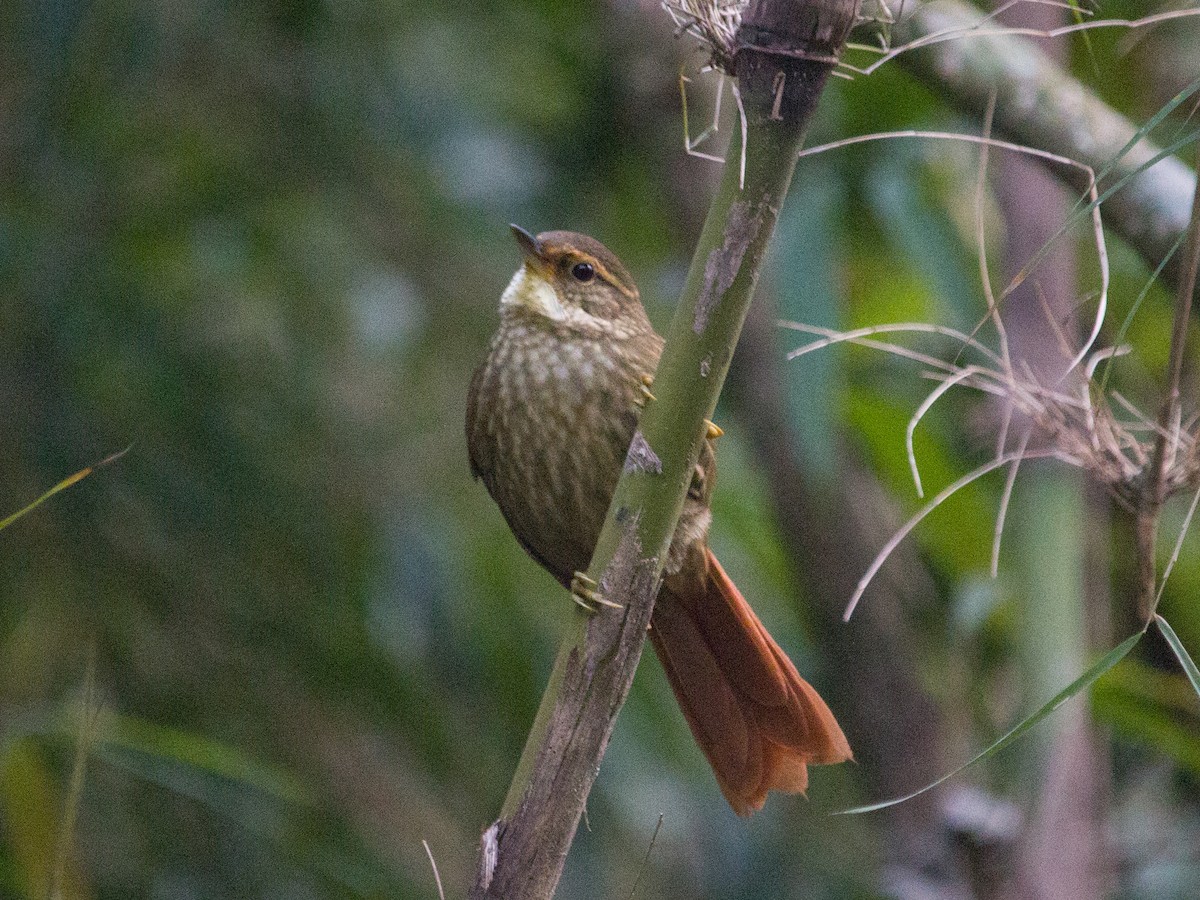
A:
[1138,143,1200,622]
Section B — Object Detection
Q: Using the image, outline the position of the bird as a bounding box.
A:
[466,225,851,815]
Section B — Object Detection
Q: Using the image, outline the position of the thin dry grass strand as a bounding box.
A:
[975,92,1013,389]
[783,320,1004,367]
[1037,281,1077,363]
[627,814,665,900]
[993,427,1034,578]
[422,839,446,900]
[845,449,1055,621]
[1056,178,1109,377]
[796,128,1109,379]
[797,130,1092,176]
[907,366,985,498]
[996,394,1015,470]
[733,80,747,190]
[680,70,727,163]
[973,106,1018,479]
[1082,347,1129,451]
[845,41,889,56]
[1083,346,1129,380]
[841,5,1200,77]
[1155,479,1200,607]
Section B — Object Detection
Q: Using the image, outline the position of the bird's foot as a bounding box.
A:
[705,419,724,440]
[634,373,656,408]
[570,571,622,614]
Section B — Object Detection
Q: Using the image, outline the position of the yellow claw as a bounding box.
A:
[570,571,622,614]
[705,420,724,440]
[634,374,657,408]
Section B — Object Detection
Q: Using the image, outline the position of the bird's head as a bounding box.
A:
[500,226,650,338]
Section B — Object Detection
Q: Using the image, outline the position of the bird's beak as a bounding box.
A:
[510,224,547,270]
[502,224,566,321]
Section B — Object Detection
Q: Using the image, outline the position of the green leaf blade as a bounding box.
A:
[0,447,129,532]
[1156,614,1200,704]
[836,631,1144,816]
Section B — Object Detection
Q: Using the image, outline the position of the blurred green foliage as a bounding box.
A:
[2,0,1199,897]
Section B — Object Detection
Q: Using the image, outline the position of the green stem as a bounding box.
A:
[500,96,810,822]
[470,4,860,898]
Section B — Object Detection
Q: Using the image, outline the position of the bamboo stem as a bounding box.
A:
[468,3,860,898]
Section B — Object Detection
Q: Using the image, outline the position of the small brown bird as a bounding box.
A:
[466,226,851,815]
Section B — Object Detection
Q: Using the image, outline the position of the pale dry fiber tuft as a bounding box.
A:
[785,320,1200,619]
[661,0,743,72]
[661,1,1200,80]
[783,125,1199,621]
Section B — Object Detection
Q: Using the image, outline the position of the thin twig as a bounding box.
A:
[841,6,1200,77]
[627,814,665,900]
[796,130,1109,376]
[1137,143,1200,621]
[993,428,1033,578]
[422,840,446,900]
[846,449,1058,621]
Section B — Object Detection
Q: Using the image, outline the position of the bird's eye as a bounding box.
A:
[571,262,595,283]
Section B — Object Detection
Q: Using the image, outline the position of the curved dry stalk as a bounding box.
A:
[783,320,1004,367]
[975,93,1013,389]
[841,4,1200,77]
[679,69,728,163]
[798,127,1109,379]
[845,448,1057,621]
[907,365,985,498]
[992,427,1033,578]
[797,129,1096,174]
[422,840,446,900]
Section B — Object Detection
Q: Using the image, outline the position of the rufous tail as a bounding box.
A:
[649,548,851,816]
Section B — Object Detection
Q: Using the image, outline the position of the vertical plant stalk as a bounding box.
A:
[971,5,1108,897]
[468,3,861,899]
[1137,144,1200,623]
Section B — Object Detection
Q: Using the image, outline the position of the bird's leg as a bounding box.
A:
[634,373,656,408]
[571,571,623,613]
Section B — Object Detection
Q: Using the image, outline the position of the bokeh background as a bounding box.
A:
[2,1,1199,897]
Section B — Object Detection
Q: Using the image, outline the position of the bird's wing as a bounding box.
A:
[465,361,492,481]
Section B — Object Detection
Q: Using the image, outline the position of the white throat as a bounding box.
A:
[500,266,567,322]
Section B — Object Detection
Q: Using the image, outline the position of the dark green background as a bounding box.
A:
[2,1,1198,897]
